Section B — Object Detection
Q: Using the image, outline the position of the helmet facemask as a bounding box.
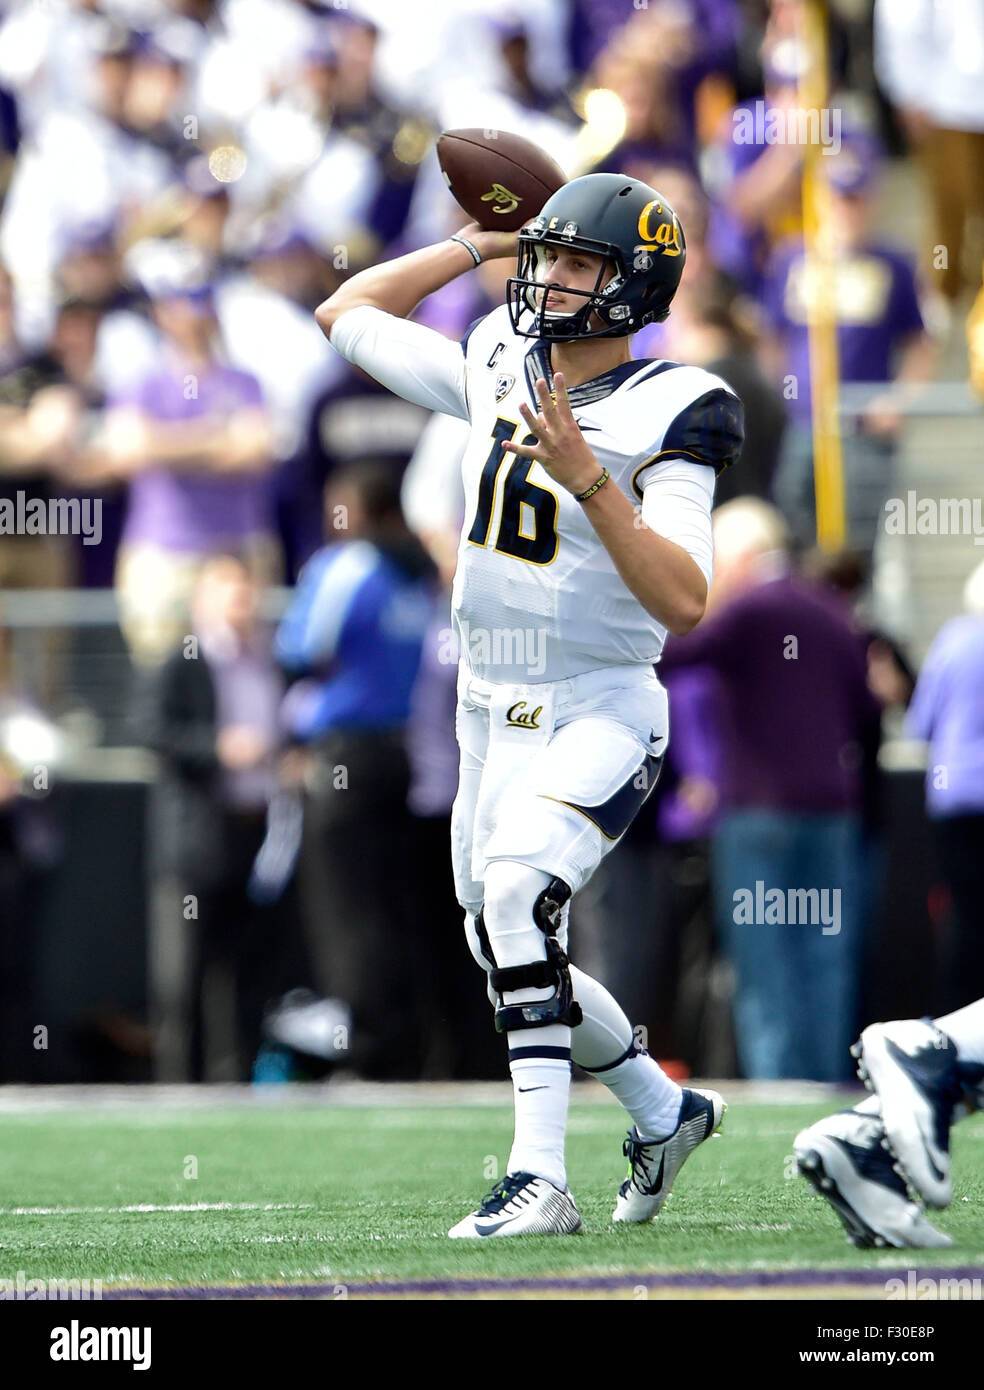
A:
[506,232,635,341]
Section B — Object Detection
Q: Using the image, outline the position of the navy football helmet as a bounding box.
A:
[506,172,686,341]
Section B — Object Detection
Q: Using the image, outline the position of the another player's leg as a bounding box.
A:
[569,965,725,1222]
[795,996,984,1244]
[793,1099,952,1248]
[851,997,984,1208]
[448,861,583,1238]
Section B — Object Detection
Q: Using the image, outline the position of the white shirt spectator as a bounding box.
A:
[0,110,173,345]
[0,0,124,130]
[875,0,984,132]
[286,137,381,259]
[192,0,321,131]
[216,274,344,458]
[367,0,570,120]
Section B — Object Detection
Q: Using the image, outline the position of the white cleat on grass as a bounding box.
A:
[448,1171,583,1238]
[612,1087,726,1223]
[794,1107,951,1248]
[852,1019,961,1209]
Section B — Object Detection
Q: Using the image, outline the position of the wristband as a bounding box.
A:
[450,233,483,267]
[575,469,610,502]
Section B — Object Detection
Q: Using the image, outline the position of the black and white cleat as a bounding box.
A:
[852,1019,961,1209]
[448,1171,583,1238]
[794,1108,951,1249]
[612,1087,725,1224]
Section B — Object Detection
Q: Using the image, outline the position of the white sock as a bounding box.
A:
[600,1053,683,1140]
[935,999,984,1065]
[569,965,682,1140]
[506,1031,571,1190]
[482,862,572,1189]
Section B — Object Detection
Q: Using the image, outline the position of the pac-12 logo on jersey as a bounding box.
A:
[494,373,515,402]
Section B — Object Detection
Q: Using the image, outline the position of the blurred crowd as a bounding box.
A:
[1,0,983,1084]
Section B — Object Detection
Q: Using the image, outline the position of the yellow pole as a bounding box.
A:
[799,0,845,551]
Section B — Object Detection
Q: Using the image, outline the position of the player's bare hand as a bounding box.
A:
[504,373,602,495]
[457,221,520,262]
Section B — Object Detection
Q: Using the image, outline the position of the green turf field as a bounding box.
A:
[1,1087,981,1297]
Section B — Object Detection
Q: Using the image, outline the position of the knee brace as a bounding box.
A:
[481,874,583,1034]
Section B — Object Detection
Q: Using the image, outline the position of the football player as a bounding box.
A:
[315,172,743,1235]
[795,998,984,1247]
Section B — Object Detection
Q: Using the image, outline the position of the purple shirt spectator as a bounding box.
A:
[120,365,272,552]
[657,665,726,841]
[761,238,925,423]
[659,572,880,813]
[906,615,984,818]
[705,101,792,295]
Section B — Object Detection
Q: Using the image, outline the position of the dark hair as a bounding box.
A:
[800,546,869,594]
[690,279,758,353]
[328,459,404,526]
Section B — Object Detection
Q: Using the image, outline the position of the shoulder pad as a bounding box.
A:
[632,384,744,497]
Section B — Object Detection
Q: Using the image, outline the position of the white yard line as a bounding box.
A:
[0,1202,313,1216]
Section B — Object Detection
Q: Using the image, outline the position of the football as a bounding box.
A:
[436,128,568,232]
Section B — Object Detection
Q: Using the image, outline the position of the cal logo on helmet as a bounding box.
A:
[637,200,682,256]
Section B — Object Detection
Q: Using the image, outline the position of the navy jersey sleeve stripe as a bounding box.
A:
[663,388,744,473]
[630,387,744,498]
[661,388,744,474]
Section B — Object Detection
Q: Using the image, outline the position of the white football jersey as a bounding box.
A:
[330,301,744,682]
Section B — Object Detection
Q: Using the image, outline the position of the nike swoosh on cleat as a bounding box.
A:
[518,1086,548,1093]
[476,1220,512,1236]
[630,1151,665,1195]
